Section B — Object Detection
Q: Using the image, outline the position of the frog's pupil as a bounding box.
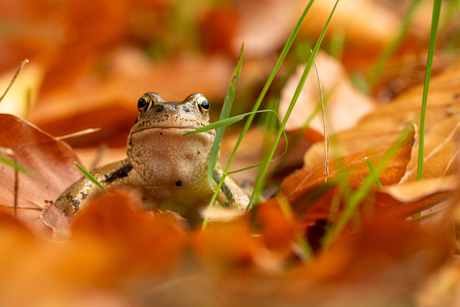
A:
[201,99,209,110]
[138,97,147,110]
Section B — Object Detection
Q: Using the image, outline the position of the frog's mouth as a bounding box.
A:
[133,126,214,136]
[131,127,215,143]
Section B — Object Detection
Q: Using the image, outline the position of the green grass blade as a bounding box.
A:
[206,43,244,191]
[202,0,316,230]
[418,0,442,181]
[248,0,340,210]
[75,162,107,192]
[220,0,316,183]
[0,154,38,176]
[364,157,382,189]
[182,109,285,137]
[182,114,247,137]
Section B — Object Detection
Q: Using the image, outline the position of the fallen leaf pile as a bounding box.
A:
[1,0,460,306]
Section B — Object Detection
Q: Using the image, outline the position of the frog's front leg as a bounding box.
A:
[213,164,249,210]
[54,159,135,215]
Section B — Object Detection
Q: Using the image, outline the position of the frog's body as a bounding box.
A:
[55,92,249,224]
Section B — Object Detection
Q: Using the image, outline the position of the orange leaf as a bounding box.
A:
[193,218,261,266]
[281,128,415,204]
[298,218,450,282]
[254,199,296,257]
[70,190,187,274]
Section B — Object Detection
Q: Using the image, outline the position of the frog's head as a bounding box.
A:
[132,92,212,131]
[126,92,216,183]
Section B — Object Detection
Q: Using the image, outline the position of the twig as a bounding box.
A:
[56,128,101,140]
[0,59,29,104]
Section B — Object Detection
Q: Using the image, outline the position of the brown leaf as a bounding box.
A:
[383,176,459,203]
[281,128,415,204]
[0,114,82,235]
[305,60,460,168]
[402,116,460,182]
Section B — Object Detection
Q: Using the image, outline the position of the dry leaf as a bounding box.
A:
[402,116,460,182]
[0,114,82,235]
[305,60,460,167]
[281,128,414,204]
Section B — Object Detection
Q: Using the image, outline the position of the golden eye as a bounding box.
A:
[195,95,210,113]
[138,95,152,113]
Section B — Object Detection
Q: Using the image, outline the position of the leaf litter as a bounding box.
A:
[0,1,459,306]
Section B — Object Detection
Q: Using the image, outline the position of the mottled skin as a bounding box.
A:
[55,92,249,224]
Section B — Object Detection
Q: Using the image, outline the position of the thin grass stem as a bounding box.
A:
[417,0,442,181]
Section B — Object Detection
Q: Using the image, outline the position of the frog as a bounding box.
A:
[53,92,249,225]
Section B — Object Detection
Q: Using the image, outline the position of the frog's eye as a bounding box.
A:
[195,95,210,114]
[138,95,152,113]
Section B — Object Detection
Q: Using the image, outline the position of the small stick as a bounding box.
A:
[0,148,19,218]
[56,128,101,140]
[0,59,29,104]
